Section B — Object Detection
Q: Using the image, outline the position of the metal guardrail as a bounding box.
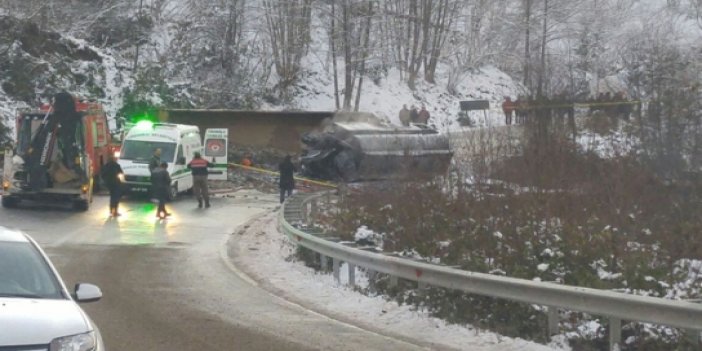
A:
[279,191,702,351]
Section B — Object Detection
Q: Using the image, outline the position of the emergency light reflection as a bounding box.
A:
[109,202,178,245]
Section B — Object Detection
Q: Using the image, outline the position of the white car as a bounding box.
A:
[0,226,105,350]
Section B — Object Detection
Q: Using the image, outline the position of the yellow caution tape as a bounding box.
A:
[228,162,338,188]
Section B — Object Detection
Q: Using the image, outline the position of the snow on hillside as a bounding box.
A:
[265,6,522,133]
[3,0,701,136]
[292,64,520,133]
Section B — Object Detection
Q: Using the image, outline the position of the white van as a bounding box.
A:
[118,121,202,199]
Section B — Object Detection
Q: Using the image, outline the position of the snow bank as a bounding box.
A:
[232,211,569,351]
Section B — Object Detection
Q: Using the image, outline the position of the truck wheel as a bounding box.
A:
[73,200,89,212]
[169,184,178,201]
[1,196,19,208]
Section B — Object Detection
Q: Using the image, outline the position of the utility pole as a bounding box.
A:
[523,0,532,89]
[537,0,548,97]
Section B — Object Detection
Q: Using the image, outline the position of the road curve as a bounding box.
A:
[0,191,427,351]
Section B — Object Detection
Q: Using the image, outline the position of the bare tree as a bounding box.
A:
[263,0,313,99]
[523,0,533,88]
[354,1,373,111]
[329,1,341,110]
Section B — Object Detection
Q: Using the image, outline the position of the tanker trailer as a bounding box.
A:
[300,122,453,182]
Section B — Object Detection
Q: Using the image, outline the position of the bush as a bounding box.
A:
[321,122,702,349]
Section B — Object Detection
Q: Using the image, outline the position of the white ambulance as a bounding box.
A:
[118,121,202,199]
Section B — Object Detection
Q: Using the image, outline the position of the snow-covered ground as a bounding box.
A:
[230,211,570,351]
[291,62,520,133]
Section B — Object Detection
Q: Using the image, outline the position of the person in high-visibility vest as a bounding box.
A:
[187,152,214,208]
[241,155,252,167]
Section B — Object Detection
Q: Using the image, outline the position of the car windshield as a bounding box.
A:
[0,241,63,299]
[120,141,177,162]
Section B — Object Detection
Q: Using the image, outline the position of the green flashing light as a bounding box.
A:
[135,120,154,130]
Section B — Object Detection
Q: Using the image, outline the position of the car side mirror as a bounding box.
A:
[73,283,102,303]
[176,157,186,165]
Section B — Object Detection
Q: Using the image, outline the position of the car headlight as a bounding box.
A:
[50,331,96,351]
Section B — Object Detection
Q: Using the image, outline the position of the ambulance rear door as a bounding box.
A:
[203,128,228,180]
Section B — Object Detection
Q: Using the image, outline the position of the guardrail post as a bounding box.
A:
[609,318,621,351]
[348,263,356,287]
[320,254,328,271]
[685,329,700,347]
[308,200,317,225]
[332,258,340,283]
[389,275,398,288]
[299,201,307,223]
[547,306,559,336]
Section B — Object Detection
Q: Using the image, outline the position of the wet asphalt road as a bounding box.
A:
[0,191,426,351]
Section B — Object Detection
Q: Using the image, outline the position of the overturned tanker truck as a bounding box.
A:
[300,114,453,182]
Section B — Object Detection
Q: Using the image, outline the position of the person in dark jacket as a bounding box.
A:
[101,155,124,217]
[418,104,430,124]
[398,105,410,126]
[148,148,162,173]
[151,162,171,218]
[278,155,296,203]
[187,152,214,208]
[409,105,419,124]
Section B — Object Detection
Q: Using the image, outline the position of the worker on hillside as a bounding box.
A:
[187,152,214,208]
[241,154,253,167]
[148,148,161,173]
[502,96,515,125]
[151,162,172,218]
[398,105,410,126]
[101,154,124,217]
[409,105,419,124]
[418,104,430,124]
[279,155,296,203]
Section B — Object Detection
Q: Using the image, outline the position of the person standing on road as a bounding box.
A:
[148,148,162,173]
[187,152,214,208]
[101,154,124,217]
[151,162,171,218]
[278,155,296,203]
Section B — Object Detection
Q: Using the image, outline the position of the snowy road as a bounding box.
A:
[0,191,428,350]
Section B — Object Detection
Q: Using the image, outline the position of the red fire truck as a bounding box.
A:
[2,98,115,210]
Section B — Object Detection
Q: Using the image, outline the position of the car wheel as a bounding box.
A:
[169,184,178,201]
